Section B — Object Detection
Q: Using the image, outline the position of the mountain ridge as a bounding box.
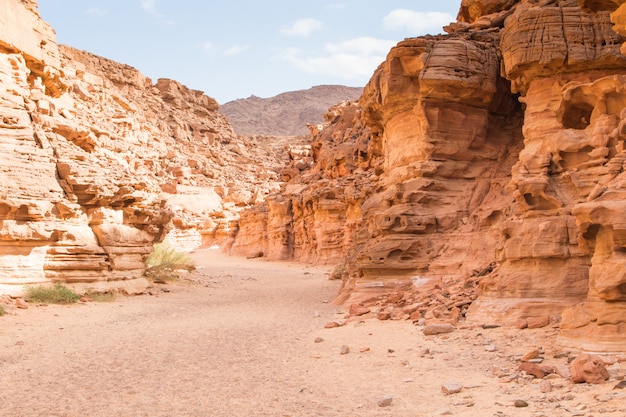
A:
[220,85,363,136]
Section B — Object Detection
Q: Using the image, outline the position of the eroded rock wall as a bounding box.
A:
[0,0,287,295]
[233,0,626,351]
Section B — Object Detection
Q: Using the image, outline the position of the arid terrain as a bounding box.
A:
[2,1,626,415]
[1,248,625,417]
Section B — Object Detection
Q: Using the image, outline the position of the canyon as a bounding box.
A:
[1,0,626,354]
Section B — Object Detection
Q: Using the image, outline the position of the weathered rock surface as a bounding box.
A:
[232,0,626,352]
[0,0,291,295]
[5,0,626,353]
[569,354,610,383]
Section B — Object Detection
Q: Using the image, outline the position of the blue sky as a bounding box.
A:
[38,1,461,104]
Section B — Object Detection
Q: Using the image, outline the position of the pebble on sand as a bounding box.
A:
[378,396,393,407]
[15,298,28,309]
[441,382,463,395]
[423,323,455,335]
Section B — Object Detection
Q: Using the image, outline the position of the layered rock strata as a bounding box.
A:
[233,0,626,351]
[0,1,289,295]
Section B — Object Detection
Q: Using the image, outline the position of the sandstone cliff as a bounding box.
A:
[219,85,363,136]
[4,0,626,353]
[232,0,626,352]
[0,1,288,295]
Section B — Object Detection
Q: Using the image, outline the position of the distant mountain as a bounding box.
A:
[220,85,363,136]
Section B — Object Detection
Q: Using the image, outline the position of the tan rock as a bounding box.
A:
[423,323,456,336]
[348,304,371,317]
[521,349,542,362]
[569,354,610,384]
[15,298,28,309]
[526,316,551,329]
[0,0,289,295]
[519,362,554,379]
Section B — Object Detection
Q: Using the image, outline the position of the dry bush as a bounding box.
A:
[145,242,195,283]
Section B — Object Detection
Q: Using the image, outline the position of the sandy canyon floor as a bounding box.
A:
[1,248,625,417]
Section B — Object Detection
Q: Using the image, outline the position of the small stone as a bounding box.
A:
[526,316,551,329]
[324,321,341,329]
[596,393,613,402]
[378,396,393,407]
[423,323,455,335]
[409,311,422,321]
[539,380,552,393]
[340,345,350,355]
[484,344,497,352]
[482,323,501,329]
[569,354,609,384]
[441,382,463,395]
[514,399,528,408]
[377,311,391,320]
[519,362,553,378]
[554,364,571,379]
[359,347,370,353]
[79,296,93,303]
[349,304,371,317]
[614,380,626,390]
[314,337,324,343]
[434,408,453,416]
[521,349,541,362]
[15,298,28,309]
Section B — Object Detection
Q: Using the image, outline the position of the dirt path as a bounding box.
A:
[1,248,625,417]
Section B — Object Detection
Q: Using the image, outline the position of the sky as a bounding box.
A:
[37,1,461,104]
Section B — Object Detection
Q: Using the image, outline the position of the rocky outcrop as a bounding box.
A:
[230,100,374,264]
[0,0,288,295]
[5,0,626,352]
[233,0,626,352]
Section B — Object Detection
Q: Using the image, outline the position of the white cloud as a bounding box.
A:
[139,0,174,24]
[382,9,453,34]
[278,37,396,80]
[280,18,324,37]
[224,45,249,56]
[140,0,158,15]
[85,8,108,16]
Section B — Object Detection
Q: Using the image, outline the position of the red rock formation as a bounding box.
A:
[231,100,373,264]
[0,0,288,295]
[233,0,626,352]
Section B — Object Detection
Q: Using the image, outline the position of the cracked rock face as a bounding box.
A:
[0,1,289,295]
[4,0,626,352]
[232,0,626,351]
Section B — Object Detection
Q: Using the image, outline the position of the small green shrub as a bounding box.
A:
[24,283,80,304]
[145,242,195,283]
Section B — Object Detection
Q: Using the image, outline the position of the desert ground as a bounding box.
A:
[0,248,625,417]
